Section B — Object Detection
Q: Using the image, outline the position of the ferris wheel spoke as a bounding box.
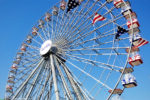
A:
[63,22,128,49]
[16,63,37,78]
[55,13,67,40]
[31,62,50,99]
[86,37,129,49]
[63,1,104,40]
[23,54,39,60]
[66,30,129,50]
[66,55,119,72]
[66,54,123,69]
[32,38,42,45]
[63,3,112,41]
[25,50,39,56]
[68,53,127,56]
[37,68,52,99]
[71,12,123,41]
[41,26,49,40]
[26,44,40,51]
[66,60,112,90]
[36,31,46,42]
[68,33,115,48]
[57,4,79,36]
[59,0,91,39]
[56,55,94,99]
[90,53,118,94]
[25,61,45,99]
[64,47,128,52]
[11,58,44,99]
[23,52,40,59]
[55,0,71,36]
[17,58,40,72]
[54,7,65,41]
[66,15,124,46]
[15,62,41,86]
[94,57,120,98]
[19,56,40,65]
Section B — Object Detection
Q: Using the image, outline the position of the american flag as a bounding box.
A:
[66,0,79,13]
[115,26,128,39]
[92,13,106,24]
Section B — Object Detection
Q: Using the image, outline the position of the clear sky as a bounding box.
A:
[0,0,150,100]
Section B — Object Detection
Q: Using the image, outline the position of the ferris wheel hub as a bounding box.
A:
[40,40,52,56]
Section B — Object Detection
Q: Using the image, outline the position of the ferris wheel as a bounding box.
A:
[5,0,148,100]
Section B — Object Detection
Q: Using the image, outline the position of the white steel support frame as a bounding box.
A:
[50,55,60,100]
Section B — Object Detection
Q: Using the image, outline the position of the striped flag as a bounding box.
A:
[133,38,149,48]
[92,13,106,24]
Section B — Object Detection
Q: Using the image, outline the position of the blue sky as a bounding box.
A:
[0,0,150,100]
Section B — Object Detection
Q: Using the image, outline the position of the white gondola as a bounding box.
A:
[8,75,15,80]
[122,73,137,88]
[60,0,66,10]
[53,6,59,15]
[38,19,45,28]
[128,27,140,35]
[16,54,21,59]
[26,35,32,44]
[32,27,39,36]
[121,1,132,17]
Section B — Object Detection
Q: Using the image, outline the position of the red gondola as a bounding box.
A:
[126,12,140,29]
[32,27,39,36]
[6,85,13,93]
[114,0,124,8]
[128,54,143,66]
[45,13,52,22]
[11,64,18,70]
